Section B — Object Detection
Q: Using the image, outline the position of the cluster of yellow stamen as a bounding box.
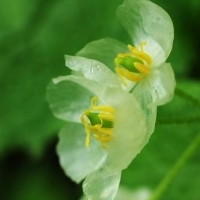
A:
[80,96,114,149]
[114,42,152,86]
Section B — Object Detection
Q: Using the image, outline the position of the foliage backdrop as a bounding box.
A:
[0,0,200,199]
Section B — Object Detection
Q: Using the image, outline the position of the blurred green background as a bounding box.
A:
[0,0,200,199]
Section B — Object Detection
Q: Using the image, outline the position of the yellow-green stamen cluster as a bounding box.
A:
[80,96,114,148]
[114,43,152,86]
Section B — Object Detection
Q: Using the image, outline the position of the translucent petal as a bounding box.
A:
[142,38,166,68]
[57,122,106,183]
[65,55,118,86]
[131,82,157,143]
[115,186,152,200]
[52,75,106,99]
[131,63,176,140]
[117,0,174,66]
[138,0,174,59]
[46,76,95,122]
[117,0,143,44]
[83,167,121,200]
[147,63,176,106]
[104,88,147,170]
[76,38,127,72]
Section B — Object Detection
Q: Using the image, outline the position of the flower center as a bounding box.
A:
[114,42,152,86]
[80,96,114,148]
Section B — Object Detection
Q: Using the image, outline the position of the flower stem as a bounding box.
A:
[149,133,200,200]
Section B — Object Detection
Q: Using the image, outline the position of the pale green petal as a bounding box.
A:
[130,82,157,143]
[138,0,174,58]
[104,88,147,171]
[65,55,118,86]
[142,39,166,68]
[131,63,176,140]
[147,63,176,106]
[52,75,104,99]
[57,122,106,183]
[83,167,121,200]
[115,186,151,200]
[46,76,95,123]
[76,38,127,72]
[117,0,174,66]
[117,0,143,43]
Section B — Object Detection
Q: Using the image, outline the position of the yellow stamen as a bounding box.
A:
[115,66,143,84]
[114,42,152,85]
[117,53,132,59]
[134,62,150,75]
[98,113,114,122]
[92,106,114,113]
[128,44,152,64]
[92,127,112,135]
[115,66,128,86]
[85,126,91,148]
[80,96,114,148]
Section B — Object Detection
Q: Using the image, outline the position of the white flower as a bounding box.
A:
[76,0,176,136]
[46,55,147,200]
[46,1,176,199]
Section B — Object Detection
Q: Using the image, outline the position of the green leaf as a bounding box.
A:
[121,123,200,200]
[157,80,200,123]
[0,0,123,157]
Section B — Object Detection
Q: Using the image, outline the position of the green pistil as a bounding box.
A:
[87,112,113,128]
[114,55,142,73]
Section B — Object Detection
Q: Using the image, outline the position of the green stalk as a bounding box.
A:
[149,133,200,200]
